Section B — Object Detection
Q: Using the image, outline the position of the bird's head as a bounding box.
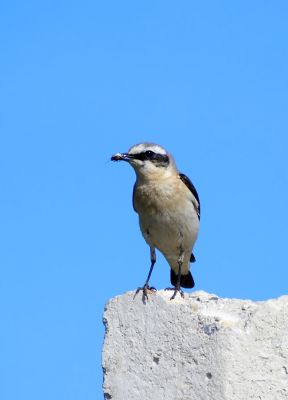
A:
[111,143,176,180]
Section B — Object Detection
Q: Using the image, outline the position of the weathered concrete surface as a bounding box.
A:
[102,290,288,400]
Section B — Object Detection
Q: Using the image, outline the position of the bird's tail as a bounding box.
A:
[170,269,195,288]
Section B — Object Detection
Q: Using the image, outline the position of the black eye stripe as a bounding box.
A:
[132,152,147,161]
[132,151,169,165]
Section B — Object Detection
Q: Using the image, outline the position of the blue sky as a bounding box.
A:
[1,1,288,399]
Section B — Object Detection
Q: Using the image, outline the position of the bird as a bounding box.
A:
[111,143,200,300]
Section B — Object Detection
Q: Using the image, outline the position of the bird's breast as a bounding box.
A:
[134,179,183,214]
[133,179,199,254]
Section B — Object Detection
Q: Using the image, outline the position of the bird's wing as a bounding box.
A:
[132,183,137,212]
[179,173,200,220]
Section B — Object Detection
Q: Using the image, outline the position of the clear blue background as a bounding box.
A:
[1,1,287,399]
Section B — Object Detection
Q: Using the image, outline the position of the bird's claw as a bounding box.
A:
[134,284,157,302]
[165,287,184,300]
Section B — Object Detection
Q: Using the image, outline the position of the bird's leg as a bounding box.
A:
[134,247,157,302]
[170,251,184,300]
[145,247,157,290]
[165,249,185,300]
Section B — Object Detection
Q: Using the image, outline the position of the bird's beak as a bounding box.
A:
[111,152,134,162]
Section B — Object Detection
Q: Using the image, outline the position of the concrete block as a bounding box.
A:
[102,290,288,400]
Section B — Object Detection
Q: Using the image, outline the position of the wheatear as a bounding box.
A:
[111,143,200,300]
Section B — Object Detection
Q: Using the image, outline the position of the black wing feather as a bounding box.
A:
[132,183,137,212]
[179,173,200,220]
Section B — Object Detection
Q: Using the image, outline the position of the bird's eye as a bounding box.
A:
[145,150,154,158]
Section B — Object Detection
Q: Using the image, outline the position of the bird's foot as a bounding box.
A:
[165,286,184,300]
[134,284,157,302]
